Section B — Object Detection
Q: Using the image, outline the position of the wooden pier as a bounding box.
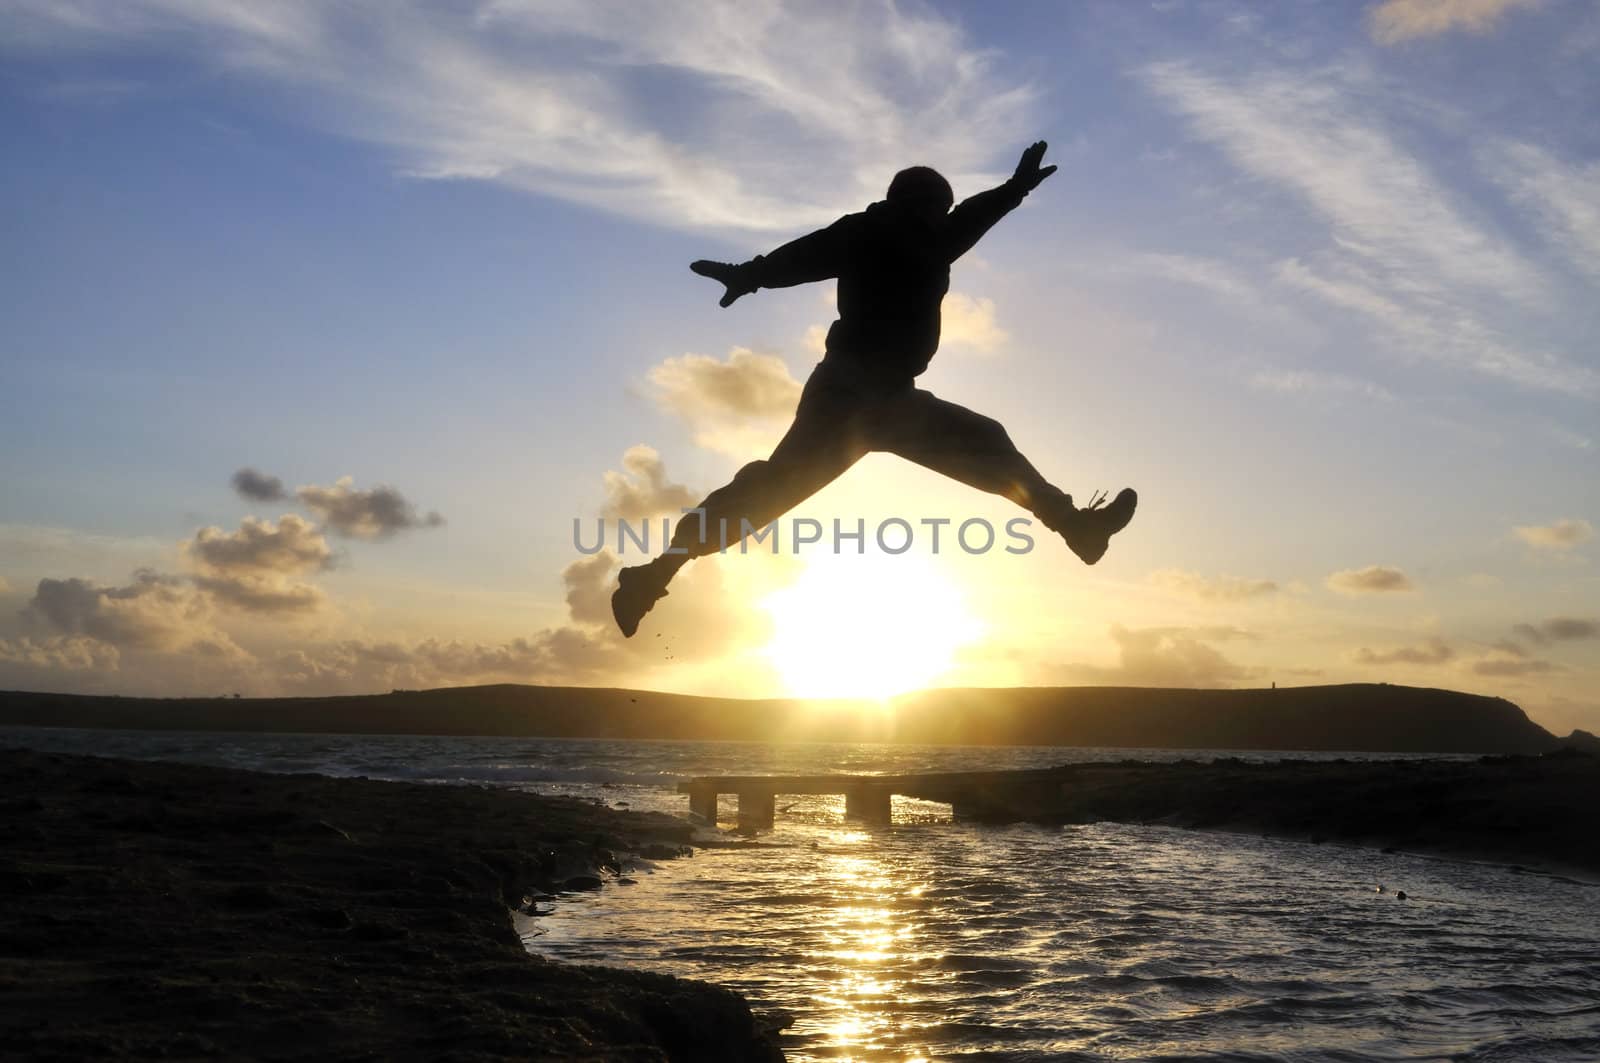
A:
[677,768,1069,828]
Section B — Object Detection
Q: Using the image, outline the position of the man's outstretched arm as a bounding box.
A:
[690,217,853,308]
[943,140,1057,263]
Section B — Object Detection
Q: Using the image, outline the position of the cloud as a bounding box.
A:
[648,347,802,457]
[230,467,287,502]
[295,478,444,541]
[0,635,120,672]
[1513,617,1600,644]
[181,514,331,615]
[600,446,699,521]
[0,1,1033,234]
[1351,637,1454,665]
[185,515,331,575]
[1148,568,1279,601]
[1485,141,1600,286]
[270,547,780,693]
[1274,258,1593,397]
[0,634,125,693]
[24,570,219,651]
[190,575,325,615]
[1115,252,1303,330]
[1062,625,1261,688]
[1471,655,1558,677]
[1325,565,1414,594]
[803,325,829,357]
[939,293,1008,354]
[1368,0,1542,45]
[1142,61,1544,304]
[1513,518,1594,549]
[1248,368,1395,403]
[1141,61,1597,398]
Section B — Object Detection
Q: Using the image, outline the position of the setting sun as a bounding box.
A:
[760,552,984,700]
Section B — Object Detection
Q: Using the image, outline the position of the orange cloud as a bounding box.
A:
[1326,565,1414,594]
[1368,0,1541,45]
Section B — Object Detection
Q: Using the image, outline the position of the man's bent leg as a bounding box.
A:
[871,390,1064,512]
[872,390,1135,565]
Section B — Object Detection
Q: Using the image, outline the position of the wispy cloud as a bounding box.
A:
[1485,140,1600,286]
[1326,564,1414,593]
[1142,61,1545,304]
[1140,60,1597,398]
[1513,616,1600,644]
[1248,367,1395,402]
[1113,252,1299,329]
[1472,653,1558,677]
[0,0,1034,233]
[1513,518,1594,549]
[1351,637,1454,664]
[1367,0,1542,45]
[1148,568,1279,602]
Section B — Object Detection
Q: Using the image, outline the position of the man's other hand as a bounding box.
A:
[690,259,757,308]
[1012,141,1058,193]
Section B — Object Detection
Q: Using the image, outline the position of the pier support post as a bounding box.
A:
[688,781,718,823]
[737,788,775,829]
[845,783,892,826]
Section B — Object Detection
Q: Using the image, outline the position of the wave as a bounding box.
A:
[305,761,687,787]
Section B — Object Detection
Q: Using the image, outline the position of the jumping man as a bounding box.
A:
[612,141,1136,637]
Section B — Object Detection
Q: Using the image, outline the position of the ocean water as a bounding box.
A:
[6,726,1598,1062]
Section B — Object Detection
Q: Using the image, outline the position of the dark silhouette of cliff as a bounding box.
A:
[0,683,1573,755]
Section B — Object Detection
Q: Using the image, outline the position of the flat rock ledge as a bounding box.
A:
[0,748,784,1061]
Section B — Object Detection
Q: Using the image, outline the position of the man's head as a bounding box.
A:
[887,166,953,223]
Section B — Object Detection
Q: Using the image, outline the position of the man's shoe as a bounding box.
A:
[1044,488,1138,566]
[612,564,670,638]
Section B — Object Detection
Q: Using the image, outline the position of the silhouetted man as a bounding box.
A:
[612,141,1136,637]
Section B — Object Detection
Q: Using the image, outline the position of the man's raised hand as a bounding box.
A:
[1012,140,1057,193]
[690,259,757,308]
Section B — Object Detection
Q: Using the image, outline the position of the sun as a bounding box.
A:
[759,551,985,700]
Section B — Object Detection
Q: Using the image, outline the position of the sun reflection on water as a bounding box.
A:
[796,827,944,1061]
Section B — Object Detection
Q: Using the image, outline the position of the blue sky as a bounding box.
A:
[1,0,1596,734]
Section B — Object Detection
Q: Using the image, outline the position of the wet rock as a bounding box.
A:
[301,907,353,931]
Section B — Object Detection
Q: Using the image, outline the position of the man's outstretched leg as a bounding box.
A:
[612,377,868,636]
[873,389,1136,564]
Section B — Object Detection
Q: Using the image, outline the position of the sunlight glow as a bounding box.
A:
[760,552,984,700]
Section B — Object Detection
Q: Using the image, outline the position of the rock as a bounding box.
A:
[302,907,354,931]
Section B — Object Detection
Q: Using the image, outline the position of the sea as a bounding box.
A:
[6,725,1598,1062]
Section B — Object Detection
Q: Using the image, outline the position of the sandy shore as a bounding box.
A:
[0,748,784,1061]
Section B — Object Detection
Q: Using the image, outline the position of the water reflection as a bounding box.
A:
[533,807,1600,1062]
[802,822,938,1059]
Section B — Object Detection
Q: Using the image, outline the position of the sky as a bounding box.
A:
[1,0,1596,734]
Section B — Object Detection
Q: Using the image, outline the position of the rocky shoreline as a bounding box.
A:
[0,748,784,1061]
[952,751,1600,878]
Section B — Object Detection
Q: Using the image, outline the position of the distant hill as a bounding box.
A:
[0,682,1576,755]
